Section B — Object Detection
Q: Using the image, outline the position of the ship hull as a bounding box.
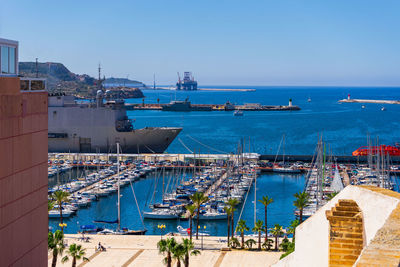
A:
[48,127,182,153]
[48,103,181,154]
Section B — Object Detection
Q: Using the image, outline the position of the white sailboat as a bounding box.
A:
[97,143,147,235]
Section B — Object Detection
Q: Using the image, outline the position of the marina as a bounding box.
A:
[48,149,400,236]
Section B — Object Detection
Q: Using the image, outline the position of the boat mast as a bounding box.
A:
[117,142,121,232]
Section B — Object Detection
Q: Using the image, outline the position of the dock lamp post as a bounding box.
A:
[158,224,166,240]
[59,223,67,231]
[198,225,206,250]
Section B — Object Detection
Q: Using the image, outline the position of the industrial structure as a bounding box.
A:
[176,71,197,90]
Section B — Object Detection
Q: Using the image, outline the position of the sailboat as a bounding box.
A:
[96,143,147,235]
[272,134,301,173]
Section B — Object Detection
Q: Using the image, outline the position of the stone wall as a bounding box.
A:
[326,200,364,266]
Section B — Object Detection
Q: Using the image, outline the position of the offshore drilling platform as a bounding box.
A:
[176,71,197,90]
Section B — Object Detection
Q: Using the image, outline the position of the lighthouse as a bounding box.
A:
[289,98,292,107]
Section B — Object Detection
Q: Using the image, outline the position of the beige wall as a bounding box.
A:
[0,77,48,266]
[272,185,400,267]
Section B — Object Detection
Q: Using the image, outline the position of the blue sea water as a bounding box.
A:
[49,171,305,235]
[126,86,400,155]
[50,86,400,235]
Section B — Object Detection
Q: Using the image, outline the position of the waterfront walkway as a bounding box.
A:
[50,235,282,267]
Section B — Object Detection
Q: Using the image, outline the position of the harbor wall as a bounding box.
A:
[0,77,48,266]
[272,186,400,267]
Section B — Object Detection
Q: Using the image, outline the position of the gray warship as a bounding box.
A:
[48,91,182,153]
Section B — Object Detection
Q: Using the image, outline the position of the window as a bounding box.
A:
[9,47,15,74]
[1,46,9,74]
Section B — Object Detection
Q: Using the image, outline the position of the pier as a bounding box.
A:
[49,153,400,165]
[124,103,300,111]
[339,95,400,105]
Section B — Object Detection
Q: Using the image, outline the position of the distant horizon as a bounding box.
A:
[2,1,399,86]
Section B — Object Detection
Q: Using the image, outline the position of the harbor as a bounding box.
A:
[48,148,400,235]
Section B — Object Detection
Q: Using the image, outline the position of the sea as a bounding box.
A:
[49,86,400,235]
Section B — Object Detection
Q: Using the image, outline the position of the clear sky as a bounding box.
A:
[1,0,399,86]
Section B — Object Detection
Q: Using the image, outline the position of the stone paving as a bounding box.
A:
[48,234,282,267]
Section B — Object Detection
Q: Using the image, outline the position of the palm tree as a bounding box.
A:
[293,192,310,223]
[171,243,185,267]
[48,230,65,267]
[190,192,208,240]
[227,198,239,239]
[258,195,273,243]
[48,199,54,212]
[287,219,299,241]
[252,219,264,250]
[235,219,249,249]
[52,190,70,231]
[223,206,233,245]
[61,243,89,267]
[182,238,200,267]
[271,224,284,251]
[185,204,196,241]
[244,239,256,250]
[326,192,338,201]
[157,237,177,267]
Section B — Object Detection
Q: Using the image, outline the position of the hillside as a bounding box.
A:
[18,62,145,98]
[105,77,144,86]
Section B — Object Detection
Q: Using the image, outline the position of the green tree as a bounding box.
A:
[235,219,249,249]
[157,237,177,267]
[287,219,299,241]
[229,237,240,248]
[244,239,256,250]
[48,230,65,267]
[190,192,208,240]
[223,206,233,246]
[258,195,273,243]
[61,243,89,267]
[280,242,295,259]
[182,238,200,267]
[262,239,274,250]
[271,224,284,251]
[252,219,264,250]
[171,243,185,267]
[226,198,239,239]
[48,199,54,212]
[326,192,339,201]
[52,190,70,232]
[185,204,197,241]
[293,191,310,223]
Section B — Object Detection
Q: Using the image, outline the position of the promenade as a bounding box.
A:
[50,235,282,267]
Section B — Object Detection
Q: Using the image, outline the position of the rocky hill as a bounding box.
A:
[18,62,145,98]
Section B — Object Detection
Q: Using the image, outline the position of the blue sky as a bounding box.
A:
[1,0,399,86]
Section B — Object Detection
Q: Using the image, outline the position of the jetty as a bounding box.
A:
[339,94,400,105]
[125,101,300,111]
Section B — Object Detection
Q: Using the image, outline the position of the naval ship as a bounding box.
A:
[48,91,182,153]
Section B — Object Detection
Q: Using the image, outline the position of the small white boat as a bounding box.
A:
[48,209,74,218]
[234,110,243,116]
[143,210,179,220]
[177,226,209,236]
[381,107,386,111]
[273,166,301,173]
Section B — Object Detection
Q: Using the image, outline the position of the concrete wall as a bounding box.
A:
[0,77,48,266]
[272,185,400,267]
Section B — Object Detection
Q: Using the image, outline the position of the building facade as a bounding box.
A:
[0,38,48,266]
